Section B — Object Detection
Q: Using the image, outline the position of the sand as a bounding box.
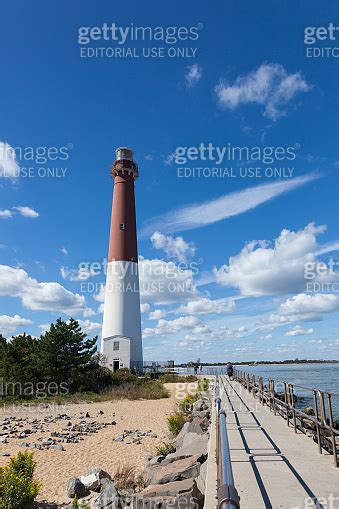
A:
[0,383,185,504]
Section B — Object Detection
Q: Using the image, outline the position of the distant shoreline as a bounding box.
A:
[176,359,339,367]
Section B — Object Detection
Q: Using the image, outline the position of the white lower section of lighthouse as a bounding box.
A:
[101,260,143,372]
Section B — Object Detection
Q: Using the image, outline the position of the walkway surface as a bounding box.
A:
[206,376,339,509]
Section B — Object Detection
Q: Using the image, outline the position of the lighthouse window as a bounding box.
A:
[113,341,120,351]
[120,223,125,230]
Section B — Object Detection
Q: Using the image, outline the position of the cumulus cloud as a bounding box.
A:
[140,303,150,314]
[0,209,13,219]
[214,223,327,297]
[0,142,20,179]
[0,207,39,219]
[13,206,39,218]
[60,247,68,256]
[285,325,314,336]
[0,264,91,315]
[0,314,33,336]
[185,64,202,88]
[76,319,101,334]
[267,293,338,324]
[138,257,198,305]
[60,266,96,282]
[143,316,210,338]
[141,173,319,237]
[150,232,196,262]
[177,297,235,315]
[149,309,167,320]
[215,63,311,120]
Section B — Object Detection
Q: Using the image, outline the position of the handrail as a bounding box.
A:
[215,378,240,509]
[233,369,338,467]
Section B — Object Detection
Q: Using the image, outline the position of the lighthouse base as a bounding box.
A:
[101,260,143,373]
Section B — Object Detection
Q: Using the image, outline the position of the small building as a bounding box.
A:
[101,335,131,372]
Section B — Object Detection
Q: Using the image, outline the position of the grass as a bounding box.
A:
[155,442,176,457]
[167,412,185,436]
[0,380,169,407]
[113,463,136,491]
[178,394,198,413]
[198,378,210,392]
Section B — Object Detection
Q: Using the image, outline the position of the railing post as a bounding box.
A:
[327,393,338,468]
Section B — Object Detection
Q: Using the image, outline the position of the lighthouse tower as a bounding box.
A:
[101,147,143,373]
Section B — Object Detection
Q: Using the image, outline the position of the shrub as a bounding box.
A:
[0,451,41,509]
[198,378,210,392]
[160,374,198,383]
[167,412,185,435]
[155,442,176,457]
[179,394,198,413]
[71,497,79,509]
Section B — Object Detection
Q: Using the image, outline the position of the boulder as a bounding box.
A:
[148,455,201,485]
[192,399,208,413]
[67,477,88,498]
[95,478,121,508]
[196,459,207,496]
[81,466,111,492]
[304,406,315,416]
[134,479,203,509]
[162,433,208,465]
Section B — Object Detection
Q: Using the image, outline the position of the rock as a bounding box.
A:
[67,477,88,498]
[134,479,203,508]
[196,459,207,495]
[162,433,208,465]
[192,399,208,413]
[50,444,65,451]
[95,478,121,508]
[148,455,165,466]
[304,406,315,416]
[81,467,111,491]
[1,452,10,457]
[86,412,90,418]
[148,455,201,485]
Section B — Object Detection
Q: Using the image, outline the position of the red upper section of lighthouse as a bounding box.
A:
[107,149,139,263]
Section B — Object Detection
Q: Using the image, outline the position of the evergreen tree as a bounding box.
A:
[39,318,97,391]
[6,334,40,390]
[0,334,8,380]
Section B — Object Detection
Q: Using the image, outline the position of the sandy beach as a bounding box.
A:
[0,383,184,504]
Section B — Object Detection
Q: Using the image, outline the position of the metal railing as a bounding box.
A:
[215,378,240,509]
[234,369,339,467]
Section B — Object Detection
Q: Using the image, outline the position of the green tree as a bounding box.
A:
[39,318,97,392]
[5,334,40,395]
[0,335,7,379]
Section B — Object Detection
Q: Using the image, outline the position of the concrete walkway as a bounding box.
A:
[209,376,339,509]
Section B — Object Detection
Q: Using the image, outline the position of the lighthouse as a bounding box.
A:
[101,147,143,373]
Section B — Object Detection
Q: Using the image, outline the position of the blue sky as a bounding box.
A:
[1,0,339,363]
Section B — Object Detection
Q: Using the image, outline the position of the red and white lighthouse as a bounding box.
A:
[101,147,143,373]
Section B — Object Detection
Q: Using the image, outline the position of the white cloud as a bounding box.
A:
[0,209,13,219]
[215,223,326,296]
[141,173,319,237]
[139,257,198,305]
[185,64,202,88]
[0,142,20,179]
[149,309,167,320]
[285,325,314,336]
[60,266,95,281]
[0,264,91,315]
[260,333,273,340]
[143,315,210,338]
[140,303,150,314]
[150,232,196,262]
[60,247,68,256]
[13,206,39,218]
[267,293,338,324]
[0,314,33,336]
[215,63,311,120]
[177,297,235,315]
[163,153,175,166]
[76,319,101,334]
